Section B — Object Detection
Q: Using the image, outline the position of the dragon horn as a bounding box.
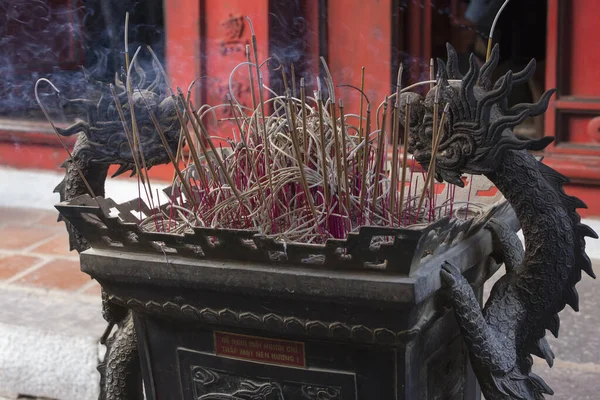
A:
[507,88,557,117]
[476,71,513,124]
[436,58,449,86]
[460,54,480,119]
[479,44,500,90]
[495,58,536,89]
[445,43,463,79]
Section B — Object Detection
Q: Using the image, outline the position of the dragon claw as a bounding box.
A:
[440,261,463,287]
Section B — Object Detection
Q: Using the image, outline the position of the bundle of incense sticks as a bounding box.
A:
[128,56,464,243]
[40,15,476,245]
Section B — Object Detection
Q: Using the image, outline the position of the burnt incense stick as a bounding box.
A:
[330,102,344,214]
[398,103,411,219]
[372,99,388,214]
[300,78,309,163]
[124,47,151,205]
[139,93,197,211]
[172,125,186,184]
[358,67,366,170]
[389,106,399,222]
[226,94,268,216]
[280,63,289,94]
[147,47,175,97]
[390,65,403,223]
[185,96,250,214]
[34,79,99,206]
[246,45,259,143]
[429,59,435,90]
[320,58,343,216]
[109,84,142,180]
[245,17,274,202]
[146,45,187,198]
[338,99,351,214]
[125,28,153,209]
[359,104,371,214]
[171,97,210,200]
[286,94,318,225]
[430,84,440,212]
[291,64,297,98]
[320,56,336,106]
[429,102,449,221]
[127,65,155,205]
[316,84,330,212]
[112,90,156,220]
[173,95,221,192]
[416,103,450,221]
[124,12,130,72]
[177,101,210,192]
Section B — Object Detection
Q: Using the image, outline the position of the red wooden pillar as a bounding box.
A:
[164,0,202,104]
[151,0,270,178]
[327,0,394,116]
[203,0,269,140]
[543,0,600,216]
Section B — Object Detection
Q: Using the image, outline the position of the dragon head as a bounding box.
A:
[401,43,556,187]
[58,61,183,177]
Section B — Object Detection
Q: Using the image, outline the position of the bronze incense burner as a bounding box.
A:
[53,44,596,400]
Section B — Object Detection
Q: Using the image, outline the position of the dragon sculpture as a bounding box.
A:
[400,44,597,399]
[50,44,596,399]
[52,65,182,400]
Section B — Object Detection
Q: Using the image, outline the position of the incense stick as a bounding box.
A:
[372,99,388,217]
[359,104,371,218]
[429,59,435,90]
[34,79,99,206]
[109,84,142,181]
[398,103,411,220]
[300,78,309,163]
[389,65,403,223]
[124,12,130,71]
[245,17,274,206]
[488,0,511,61]
[286,94,318,225]
[316,83,330,215]
[430,84,440,219]
[291,64,297,98]
[138,92,197,211]
[127,50,155,208]
[246,45,259,143]
[358,67,366,170]
[330,102,344,215]
[415,103,450,221]
[338,99,351,215]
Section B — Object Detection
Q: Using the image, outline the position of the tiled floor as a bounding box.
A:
[0,207,100,297]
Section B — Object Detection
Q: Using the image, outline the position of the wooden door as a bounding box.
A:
[543,0,600,215]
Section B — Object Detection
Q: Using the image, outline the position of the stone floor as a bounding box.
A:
[0,207,100,297]
[0,207,103,400]
[0,205,599,399]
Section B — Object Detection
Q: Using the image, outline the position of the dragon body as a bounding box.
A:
[402,44,597,399]
[53,66,182,400]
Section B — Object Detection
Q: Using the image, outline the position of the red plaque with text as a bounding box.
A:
[214,331,306,368]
